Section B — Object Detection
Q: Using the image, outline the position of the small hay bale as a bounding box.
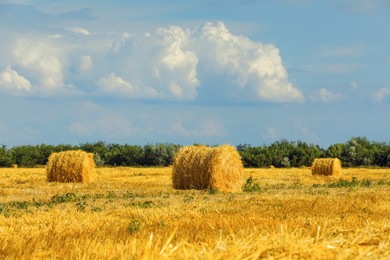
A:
[11,164,17,168]
[46,150,95,183]
[172,144,244,192]
[311,158,342,177]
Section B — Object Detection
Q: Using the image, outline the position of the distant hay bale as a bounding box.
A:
[311,158,342,177]
[46,150,95,183]
[172,145,244,193]
[11,164,17,168]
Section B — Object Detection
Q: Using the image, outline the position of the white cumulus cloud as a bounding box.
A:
[104,26,200,100]
[190,22,304,102]
[13,39,65,92]
[94,22,302,102]
[97,73,159,98]
[97,73,134,93]
[0,65,32,93]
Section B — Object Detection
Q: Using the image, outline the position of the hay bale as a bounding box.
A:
[172,144,244,192]
[311,158,342,176]
[11,164,17,168]
[46,150,95,183]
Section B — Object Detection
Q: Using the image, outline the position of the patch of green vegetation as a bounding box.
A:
[243,176,303,193]
[0,192,94,217]
[91,206,102,213]
[0,204,11,217]
[126,200,155,208]
[76,200,88,212]
[127,219,142,234]
[137,200,154,208]
[106,191,117,199]
[305,189,330,195]
[122,191,136,199]
[0,200,49,217]
[243,176,261,192]
[184,195,195,202]
[94,193,106,199]
[377,179,390,186]
[312,177,380,189]
[208,188,219,195]
[50,192,77,203]
[313,179,354,188]
[288,182,304,189]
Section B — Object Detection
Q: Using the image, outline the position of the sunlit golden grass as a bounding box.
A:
[1,167,390,259]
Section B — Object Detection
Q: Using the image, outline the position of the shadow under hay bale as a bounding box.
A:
[47,150,95,183]
[172,145,244,193]
[311,158,342,177]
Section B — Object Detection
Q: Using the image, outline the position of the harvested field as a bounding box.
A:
[0,167,390,259]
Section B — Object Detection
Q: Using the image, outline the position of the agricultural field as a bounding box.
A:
[1,167,390,259]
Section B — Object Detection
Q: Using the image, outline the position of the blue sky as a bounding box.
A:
[0,0,389,148]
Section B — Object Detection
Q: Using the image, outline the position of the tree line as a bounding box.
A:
[0,137,389,168]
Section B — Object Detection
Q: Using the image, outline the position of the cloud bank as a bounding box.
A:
[1,22,303,102]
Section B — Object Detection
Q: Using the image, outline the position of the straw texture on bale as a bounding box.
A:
[47,150,95,183]
[311,158,342,176]
[11,164,17,168]
[172,145,244,192]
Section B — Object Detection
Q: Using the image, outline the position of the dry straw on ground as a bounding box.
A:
[46,150,95,183]
[311,158,342,177]
[172,145,244,192]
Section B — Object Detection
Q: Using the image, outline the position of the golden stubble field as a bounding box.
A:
[0,167,390,259]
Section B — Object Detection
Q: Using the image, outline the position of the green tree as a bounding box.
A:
[36,144,56,165]
[122,144,144,166]
[11,145,40,167]
[79,141,109,166]
[326,143,344,158]
[290,141,323,167]
[237,144,272,167]
[341,137,375,167]
[0,144,11,167]
[371,141,390,167]
[267,139,294,168]
[142,143,181,166]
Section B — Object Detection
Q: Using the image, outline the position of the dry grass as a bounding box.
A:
[47,150,95,183]
[172,145,244,192]
[0,167,390,259]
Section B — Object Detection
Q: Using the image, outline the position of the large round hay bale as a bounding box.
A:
[311,158,342,176]
[47,150,95,183]
[172,144,244,192]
